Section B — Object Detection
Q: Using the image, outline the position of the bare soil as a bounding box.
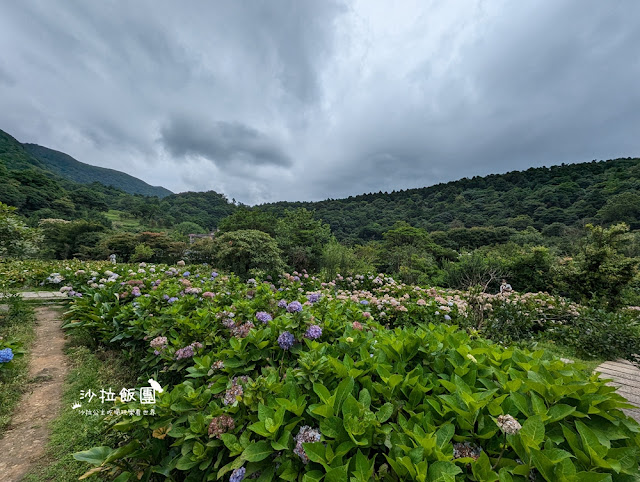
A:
[0,306,68,481]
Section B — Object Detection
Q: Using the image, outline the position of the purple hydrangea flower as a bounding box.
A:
[293,276,300,281]
[304,325,322,340]
[132,287,141,297]
[306,293,322,303]
[174,342,201,360]
[163,294,170,300]
[0,348,14,363]
[175,345,194,360]
[211,271,219,278]
[229,467,246,482]
[167,297,179,304]
[278,331,295,350]
[360,300,369,305]
[277,299,288,308]
[286,301,303,313]
[255,311,273,324]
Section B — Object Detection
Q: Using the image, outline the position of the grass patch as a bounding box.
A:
[0,295,36,435]
[105,209,145,232]
[23,339,138,481]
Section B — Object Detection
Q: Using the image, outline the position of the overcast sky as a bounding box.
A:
[1,1,639,204]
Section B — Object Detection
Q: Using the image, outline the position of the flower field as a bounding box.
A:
[3,260,640,480]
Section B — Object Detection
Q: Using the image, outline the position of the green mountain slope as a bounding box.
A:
[24,143,172,198]
[256,158,640,241]
[0,128,171,198]
[0,129,46,171]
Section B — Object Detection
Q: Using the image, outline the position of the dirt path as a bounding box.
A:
[0,306,68,481]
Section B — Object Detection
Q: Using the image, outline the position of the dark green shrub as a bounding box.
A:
[550,308,640,362]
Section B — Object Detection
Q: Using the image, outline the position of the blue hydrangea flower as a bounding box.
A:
[167,297,179,304]
[211,271,219,278]
[304,325,322,340]
[360,300,369,305]
[255,311,273,324]
[229,466,246,482]
[278,331,295,350]
[286,301,303,313]
[306,293,322,303]
[0,348,14,363]
[183,271,190,277]
[444,314,452,321]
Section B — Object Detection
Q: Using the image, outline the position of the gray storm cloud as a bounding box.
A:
[0,0,638,204]
[160,118,292,168]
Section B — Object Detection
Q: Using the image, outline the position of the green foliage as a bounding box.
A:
[260,158,640,243]
[24,143,172,197]
[212,230,285,279]
[0,202,42,258]
[555,224,638,309]
[57,266,640,481]
[597,192,640,229]
[0,292,34,433]
[484,244,554,293]
[549,308,640,361]
[218,208,279,237]
[442,251,506,292]
[131,243,154,262]
[157,191,236,230]
[376,222,454,285]
[319,240,376,281]
[275,209,333,272]
[172,221,207,239]
[39,218,106,259]
[101,232,185,263]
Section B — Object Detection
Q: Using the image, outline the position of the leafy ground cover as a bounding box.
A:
[2,260,640,480]
[0,292,34,434]
[26,261,635,481]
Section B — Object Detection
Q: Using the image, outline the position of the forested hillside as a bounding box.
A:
[0,129,171,198]
[0,128,236,231]
[24,143,172,198]
[258,158,640,242]
[2,122,639,259]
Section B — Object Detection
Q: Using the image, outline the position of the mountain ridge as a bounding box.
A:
[0,128,172,198]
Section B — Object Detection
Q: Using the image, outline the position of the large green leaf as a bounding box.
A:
[427,461,462,481]
[377,402,394,423]
[242,441,274,462]
[520,415,545,449]
[73,446,114,466]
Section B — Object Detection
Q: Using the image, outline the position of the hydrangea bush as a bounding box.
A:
[58,265,640,481]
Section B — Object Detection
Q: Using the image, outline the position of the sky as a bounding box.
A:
[1,1,639,204]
